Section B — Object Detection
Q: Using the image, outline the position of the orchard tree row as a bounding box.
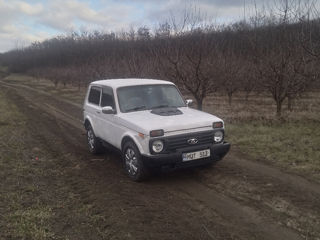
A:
[1,0,319,116]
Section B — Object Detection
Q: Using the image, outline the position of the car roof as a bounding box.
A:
[90,78,175,88]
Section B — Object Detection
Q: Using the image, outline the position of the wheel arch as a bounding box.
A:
[121,134,144,154]
[121,136,135,150]
[84,116,95,132]
[84,118,91,130]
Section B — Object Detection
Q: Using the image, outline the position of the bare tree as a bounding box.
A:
[1,0,318,118]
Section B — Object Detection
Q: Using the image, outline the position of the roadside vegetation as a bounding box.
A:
[228,121,320,181]
[0,1,319,116]
[0,90,54,239]
[204,92,320,181]
[0,65,8,78]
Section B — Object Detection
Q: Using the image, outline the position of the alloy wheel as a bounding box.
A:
[125,147,138,176]
[87,129,95,150]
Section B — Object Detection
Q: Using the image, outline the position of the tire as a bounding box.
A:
[122,141,148,182]
[86,125,104,154]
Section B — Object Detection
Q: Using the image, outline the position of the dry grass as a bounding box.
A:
[0,65,8,78]
[203,91,320,122]
[0,90,55,239]
[226,121,320,181]
[201,92,320,181]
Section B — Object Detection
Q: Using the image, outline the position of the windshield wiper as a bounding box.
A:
[151,104,170,109]
[126,105,147,112]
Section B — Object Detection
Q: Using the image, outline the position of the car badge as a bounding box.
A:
[187,138,198,145]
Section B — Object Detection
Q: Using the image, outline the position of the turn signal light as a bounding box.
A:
[138,133,145,139]
[213,122,223,128]
[150,129,164,137]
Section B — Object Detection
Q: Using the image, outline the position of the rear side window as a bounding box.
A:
[101,87,115,108]
[88,86,101,105]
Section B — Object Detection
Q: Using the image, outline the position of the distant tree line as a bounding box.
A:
[0,0,319,116]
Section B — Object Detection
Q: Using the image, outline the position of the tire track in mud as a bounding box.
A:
[225,151,320,196]
[2,80,319,239]
[159,178,302,240]
[0,80,83,109]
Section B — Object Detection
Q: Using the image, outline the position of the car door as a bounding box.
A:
[98,86,118,146]
[86,85,102,137]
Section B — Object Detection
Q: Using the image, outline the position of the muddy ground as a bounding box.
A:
[0,80,319,240]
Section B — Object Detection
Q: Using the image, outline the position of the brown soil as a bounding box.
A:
[1,80,320,240]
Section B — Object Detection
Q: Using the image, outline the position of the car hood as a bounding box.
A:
[118,107,223,134]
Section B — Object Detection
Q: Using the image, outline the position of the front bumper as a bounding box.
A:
[141,142,230,168]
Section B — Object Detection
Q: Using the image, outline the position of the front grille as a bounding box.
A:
[165,130,214,151]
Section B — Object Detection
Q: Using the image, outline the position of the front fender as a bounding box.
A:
[120,131,150,155]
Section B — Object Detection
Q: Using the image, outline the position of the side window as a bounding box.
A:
[101,87,115,108]
[88,86,101,105]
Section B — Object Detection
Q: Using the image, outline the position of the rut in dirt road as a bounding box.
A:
[2,80,320,239]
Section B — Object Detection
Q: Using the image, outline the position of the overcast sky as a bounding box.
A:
[0,0,315,53]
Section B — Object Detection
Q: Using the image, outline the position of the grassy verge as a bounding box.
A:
[0,89,55,239]
[0,65,8,78]
[226,121,320,182]
[0,65,8,72]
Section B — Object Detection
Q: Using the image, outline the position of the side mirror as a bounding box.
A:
[186,99,193,106]
[102,106,115,114]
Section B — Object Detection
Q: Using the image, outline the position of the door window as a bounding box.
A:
[101,87,115,109]
[88,86,101,105]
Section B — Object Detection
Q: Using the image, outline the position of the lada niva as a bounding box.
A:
[83,79,230,181]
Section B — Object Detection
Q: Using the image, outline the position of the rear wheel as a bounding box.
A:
[122,141,148,181]
[86,125,104,154]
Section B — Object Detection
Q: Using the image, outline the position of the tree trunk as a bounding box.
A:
[195,97,203,110]
[276,100,283,117]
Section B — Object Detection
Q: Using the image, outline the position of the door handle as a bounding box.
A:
[96,111,101,114]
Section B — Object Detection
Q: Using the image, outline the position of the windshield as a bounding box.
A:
[117,84,186,113]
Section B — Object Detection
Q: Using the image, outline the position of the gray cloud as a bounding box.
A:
[36,0,137,32]
[0,0,137,52]
[131,0,266,26]
[0,0,49,52]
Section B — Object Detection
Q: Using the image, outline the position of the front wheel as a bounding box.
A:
[122,141,148,181]
[86,125,104,154]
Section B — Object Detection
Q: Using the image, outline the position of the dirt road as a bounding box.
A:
[1,80,320,240]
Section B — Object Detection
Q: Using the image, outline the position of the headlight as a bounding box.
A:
[152,140,164,153]
[150,129,164,137]
[213,121,223,128]
[214,131,223,143]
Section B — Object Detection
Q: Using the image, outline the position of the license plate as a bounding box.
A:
[182,149,210,162]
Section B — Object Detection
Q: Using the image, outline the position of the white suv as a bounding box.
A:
[83,79,230,181]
